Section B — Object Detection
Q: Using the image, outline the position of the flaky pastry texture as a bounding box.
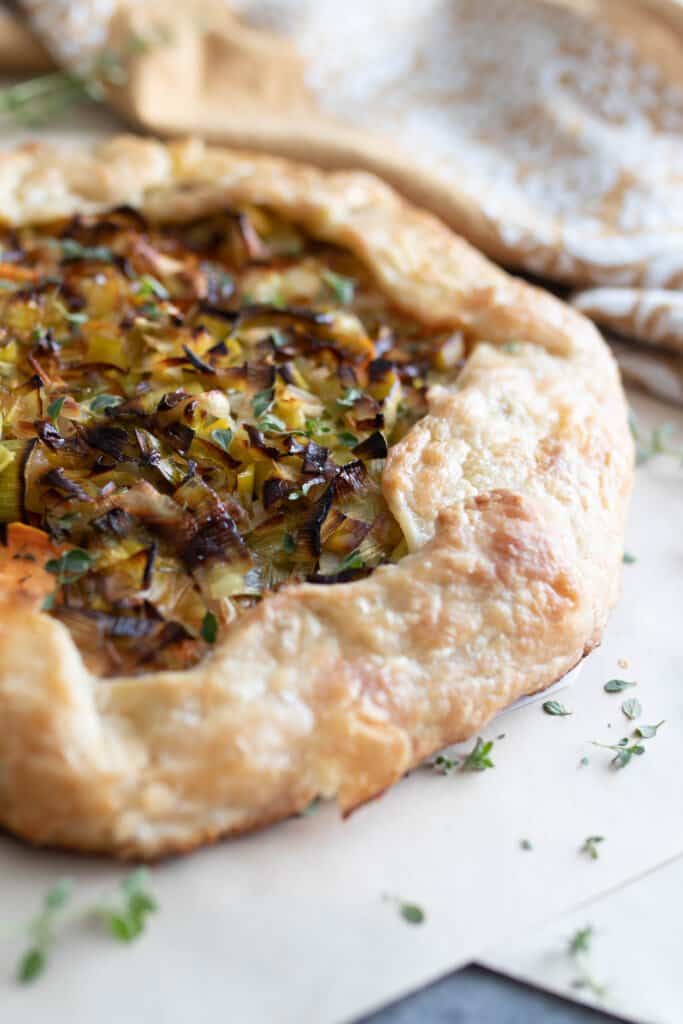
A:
[0,137,633,858]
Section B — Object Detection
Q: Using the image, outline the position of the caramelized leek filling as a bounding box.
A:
[0,206,465,675]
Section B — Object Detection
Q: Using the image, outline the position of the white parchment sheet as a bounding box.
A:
[0,387,681,1024]
[483,854,683,1024]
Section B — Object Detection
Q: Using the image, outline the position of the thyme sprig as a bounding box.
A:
[567,924,606,999]
[15,872,158,984]
[630,415,683,466]
[430,737,495,774]
[0,28,171,127]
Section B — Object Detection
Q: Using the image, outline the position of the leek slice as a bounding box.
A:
[0,439,27,521]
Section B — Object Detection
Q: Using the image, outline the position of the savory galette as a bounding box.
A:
[0,137,632,857]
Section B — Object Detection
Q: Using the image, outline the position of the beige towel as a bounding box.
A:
[9,0,683,402]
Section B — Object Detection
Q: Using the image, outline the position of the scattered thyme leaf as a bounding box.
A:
[16,878,73,984]
[299,797,321,817]
[136,274,169,301]
[399,903,425,925]
[89,393,123,414]
[382,893,426,925]
[622,551,636,565]
[542,700,572,716]
[520,839,533,851]
[336,387,363,408]
[99,870,157,944]
[630,414,683,465]
[338,551,366,572]
[568,925,594,956]
[431,754,460,775]
[305,417,332,437]
[579,756,590,767]
[201,611,218,645]
[60,238,115,263]
[621,697,642,721]
[634,720,665,739]
[338,430,359,448]
[45,548,94,585]
[322,269,355,305]
[591,740,645,769]
[460,737,495,772]
[139,301,161,322]
[211,428,233,452]
[604,678,636,693]
[252,389,273,417]
[567,924,606,999]
[258,413,287,433]
[46,395,66,424]
[54,301,89,325]
[581,836,605,861]
[17,948,46,984]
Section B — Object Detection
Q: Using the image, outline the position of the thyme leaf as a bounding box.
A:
[604,678,636,693]
[542,700,572,716]
[580,836,605,861]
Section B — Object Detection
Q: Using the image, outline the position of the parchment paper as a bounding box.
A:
[0,374,681,1023]
[483,855,683,1024]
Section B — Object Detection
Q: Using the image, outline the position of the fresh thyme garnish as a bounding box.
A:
[200,611,218,645]
[16,878,73,984]
[336,387,363,408]
[252,389,274,417]
[0,29,172,127]
[591,738,645,769]
[323,270,355,305]
[45,548,94,585]
[520,839,533,851]
[98,870,157,942]
[634,721,665,738]
[258,413,287,433]
[305,417,332,437]
[299,797,322,817]
[14,872,158,984]
[338,431,360,448]
[630,415,683,466]
[567,924,606,999]
[430,737,495,774]
[46,396,66,424]
[383,894,426,925]
[89,393,123,414]
[622,551,636,564]
[580,836,605,861]
[621,697,642,721]
[568,925,594,956]
[211,428,233,452]
[338,552,366,572]
[604,678,636,693]
[54,301,89,326]
[542,700,572,716]
[431,754,459,775]
[579,756,590,767]
[60,239,115,263]
[136,275,170,301]
[461,737,495,771]
[399,903,425,925]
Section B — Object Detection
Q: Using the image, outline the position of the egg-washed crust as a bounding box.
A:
[0,136,633,859]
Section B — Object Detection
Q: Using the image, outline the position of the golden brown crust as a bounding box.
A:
[0,136,633,858]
